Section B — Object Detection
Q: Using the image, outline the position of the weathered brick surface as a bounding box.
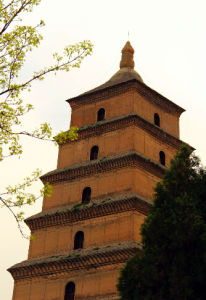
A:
[70,91,134,128]
[12,264,123,300]
[57,125,177,169]
[133,92,179,137]
[28,211,145,259]
[42,166,161,210]
[70,89,180,137]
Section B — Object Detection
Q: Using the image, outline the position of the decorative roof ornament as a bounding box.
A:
[120,41,135,69]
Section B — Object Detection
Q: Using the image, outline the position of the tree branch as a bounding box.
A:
[0,49,88,96]
[0,195,28,238]
[0,0,31,35]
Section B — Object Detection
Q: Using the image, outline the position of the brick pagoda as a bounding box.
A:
[9,41,185,299]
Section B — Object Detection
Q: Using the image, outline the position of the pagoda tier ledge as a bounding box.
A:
[63,113,187,150]
[25,192,151,230]
[8,241,141,280]
[67,80,184,116]
[76,293,119,300]
[41,150,166,184]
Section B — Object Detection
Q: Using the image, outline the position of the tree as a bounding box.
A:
[0,0,93,237]
[118,145,206,300]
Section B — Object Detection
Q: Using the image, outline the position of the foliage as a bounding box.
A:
[0,0,93,237]
[118,145,206,300]
[54,126,79,144]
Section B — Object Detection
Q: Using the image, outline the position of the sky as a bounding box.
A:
[1,0,206,299]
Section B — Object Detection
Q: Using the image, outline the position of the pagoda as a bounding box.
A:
[9,41,185,300]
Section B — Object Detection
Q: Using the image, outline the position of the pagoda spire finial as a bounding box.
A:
[120,41,135,69]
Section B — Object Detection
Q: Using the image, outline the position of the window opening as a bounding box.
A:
[154,113,160,127]
[82,187,91,203]
[74,231,84,250]
[64,282,75,300]
[90,145,99,160]
[97,108,105,121]
[159,151,165,166]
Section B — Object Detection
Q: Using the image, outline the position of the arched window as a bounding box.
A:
[90,145,99,160]
[64,282,75,300]
[154,113,160,127]
[97,108,105,121]
[74,231,84,250]
[82,187,91,203]
[159,151,165,166]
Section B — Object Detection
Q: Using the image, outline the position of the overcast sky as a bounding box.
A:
[1,0,206,299]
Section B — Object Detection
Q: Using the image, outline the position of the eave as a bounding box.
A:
[25,193,151,230]
[61,113,188,150]
[8,241,141,280]
[67,79,185,116]
[40,150,166,185]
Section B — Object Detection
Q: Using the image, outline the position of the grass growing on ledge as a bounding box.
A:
[71,203,83,211]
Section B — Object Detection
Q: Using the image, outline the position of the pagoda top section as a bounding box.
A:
[71,41,144,97]
[67,41,184,116]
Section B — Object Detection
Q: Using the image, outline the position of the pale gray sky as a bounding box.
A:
[1,0,206,299]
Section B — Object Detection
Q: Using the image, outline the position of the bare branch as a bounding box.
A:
[0,196,28,238]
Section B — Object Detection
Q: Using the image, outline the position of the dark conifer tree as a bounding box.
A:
[118,145,206,300]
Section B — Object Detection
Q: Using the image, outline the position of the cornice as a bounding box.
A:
[77,293,119,300]
[68,81,134,109]
[41,150,165,185]
[67,80,184,116]
[8,242,141,280]
[134,80,184,115]
[25,193,151,230]
[64,113,185,150]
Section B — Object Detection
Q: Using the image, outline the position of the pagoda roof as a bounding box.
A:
[78,67,143,97]
[67,41,185,115]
